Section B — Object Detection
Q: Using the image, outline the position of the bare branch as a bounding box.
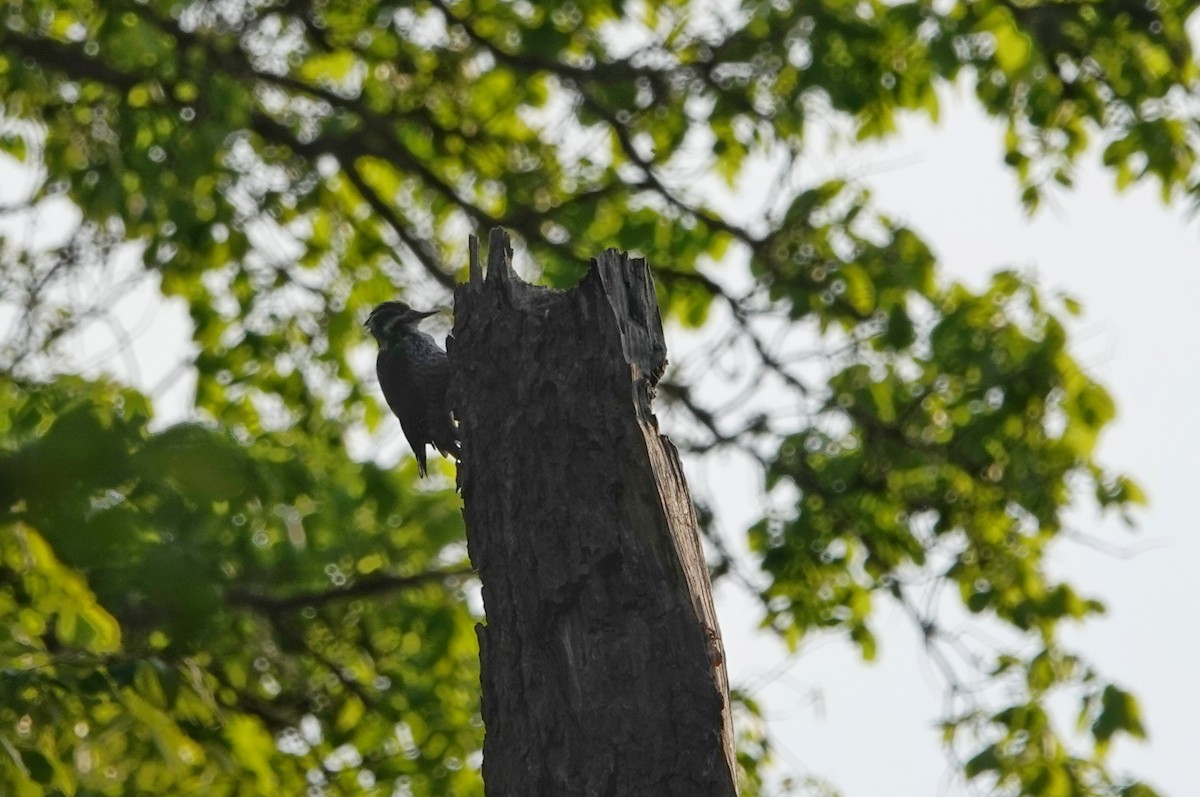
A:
[228,566,474,612]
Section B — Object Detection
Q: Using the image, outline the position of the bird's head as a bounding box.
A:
[364,301,438,344]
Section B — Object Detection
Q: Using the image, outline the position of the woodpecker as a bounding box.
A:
[364,301,460,476]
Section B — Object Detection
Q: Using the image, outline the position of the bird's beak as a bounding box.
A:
[416,309,438,319]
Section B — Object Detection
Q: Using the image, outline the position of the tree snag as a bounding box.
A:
[449,229,738,797]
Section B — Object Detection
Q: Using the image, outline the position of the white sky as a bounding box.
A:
[702,85,1200,796]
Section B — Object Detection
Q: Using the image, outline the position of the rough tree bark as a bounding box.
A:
[448,229,737,797]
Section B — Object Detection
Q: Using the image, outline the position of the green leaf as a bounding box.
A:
[21,751,54,784]
[964,745,1000,778]
[991,20,1032,74]
[839,264,876,316]
[0,131,27,163]
[137,423,254,501]
[1093,685,1146,745]
[298,50,359,84]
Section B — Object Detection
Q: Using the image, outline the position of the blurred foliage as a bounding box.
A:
[0,0,1191,793]
[0,375,477,795]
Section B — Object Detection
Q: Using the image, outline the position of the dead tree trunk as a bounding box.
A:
[448,229,737,797]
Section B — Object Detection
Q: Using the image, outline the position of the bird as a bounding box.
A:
[364,300,460,476]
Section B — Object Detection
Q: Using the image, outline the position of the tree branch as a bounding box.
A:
[228,565,474,612]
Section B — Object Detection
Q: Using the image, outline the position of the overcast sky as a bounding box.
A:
[700,84,1200,796]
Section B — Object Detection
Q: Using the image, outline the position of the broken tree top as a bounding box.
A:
[449,228,737,797]
[461,227,668,419]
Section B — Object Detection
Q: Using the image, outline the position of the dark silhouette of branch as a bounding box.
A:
[2,30,139,91]
[228,566,474,612]
[247,114,457,288]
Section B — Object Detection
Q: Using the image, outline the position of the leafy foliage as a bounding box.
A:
[1,0,1190,793]
[1,374,477,795]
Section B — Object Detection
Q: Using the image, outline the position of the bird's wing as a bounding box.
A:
[427,359,461,459]
[376,348,430,475]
